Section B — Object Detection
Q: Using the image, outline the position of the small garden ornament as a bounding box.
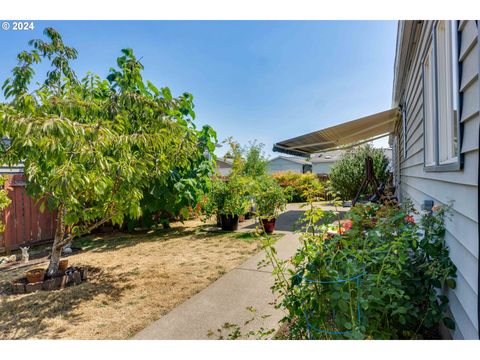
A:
[20,247,29,263]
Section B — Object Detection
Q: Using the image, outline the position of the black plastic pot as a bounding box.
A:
[220,214,239,231]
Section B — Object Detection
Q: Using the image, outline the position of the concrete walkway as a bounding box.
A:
[133,203,350,339]
[133,205,307,340]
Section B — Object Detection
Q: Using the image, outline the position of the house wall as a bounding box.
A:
[394,20,479,339]
[267,158,304,174]
[312,162,335,175]
[216,165,232,177]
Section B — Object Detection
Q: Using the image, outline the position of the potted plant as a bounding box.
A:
[205,176,249,231]
[253,176,288,234]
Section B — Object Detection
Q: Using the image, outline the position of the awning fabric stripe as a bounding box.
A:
[272,108,398,156]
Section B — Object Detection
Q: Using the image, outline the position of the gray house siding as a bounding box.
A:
[312,162,335,175]
[394,20,479,339]
[268,158,305,174]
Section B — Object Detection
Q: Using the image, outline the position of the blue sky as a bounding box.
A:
[0,21,397,157]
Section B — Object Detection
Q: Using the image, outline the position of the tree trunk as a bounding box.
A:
[46,205,66,277]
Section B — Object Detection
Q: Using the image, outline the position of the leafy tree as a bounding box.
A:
[329,144,390,200]
[242,141,268,178]
[222,137,245,176]
[0,28,216,276]
[126,124,217,230]
[222,138,268,178]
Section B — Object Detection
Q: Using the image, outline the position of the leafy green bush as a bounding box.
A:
[272,172,325,202]
[203,176,250,217]
[263,201,457,339]
[329,145,389,200]
[253,176,289,220]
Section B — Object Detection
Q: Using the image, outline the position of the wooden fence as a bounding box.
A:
[0,174,57,254]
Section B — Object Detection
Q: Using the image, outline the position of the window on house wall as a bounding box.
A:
[422,20,461,170]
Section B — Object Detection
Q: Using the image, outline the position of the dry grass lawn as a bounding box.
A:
[0,221,273,339]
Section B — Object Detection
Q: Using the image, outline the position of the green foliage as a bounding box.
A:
[329,145,390,200]
[126,124,217,230]
[0,28,216,252]
[272,172,325,202]
[0,176,11,233]
[241,141,268,178]
[203,176,250,217]
[252,176,289,220]
[263,201,457,339]
[222,138,268,178]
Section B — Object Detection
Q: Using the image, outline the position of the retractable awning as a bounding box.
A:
[273,108,398,156]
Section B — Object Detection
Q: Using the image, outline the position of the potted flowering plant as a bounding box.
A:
[253,176,288,233]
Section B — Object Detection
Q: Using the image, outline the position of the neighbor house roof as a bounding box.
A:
[216,158,233,168]
[310,150,345,163]
[273,108,399,156]
[268,155,311,165]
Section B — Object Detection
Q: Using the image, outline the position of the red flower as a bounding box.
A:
[343,219,353,231]
[405,215,415,224]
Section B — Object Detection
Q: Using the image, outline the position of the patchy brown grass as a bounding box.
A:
[0,222,273,339]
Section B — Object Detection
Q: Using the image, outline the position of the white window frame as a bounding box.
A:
[423,40,437,167]
[422,20,462,172]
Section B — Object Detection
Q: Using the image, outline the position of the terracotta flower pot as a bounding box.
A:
[261,218,276,234]
[220,214,239,231]
[58,259,69,271]
[26,268,46,283]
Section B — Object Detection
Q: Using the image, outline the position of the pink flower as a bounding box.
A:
[405,215,415,224]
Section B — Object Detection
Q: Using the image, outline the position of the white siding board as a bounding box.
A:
[450,268,479,332]
[401,148,423,169]
[459,21,478,62]
[461,78,480,123]
[460,42,479,92]
[448,289,477,339]
[445,231,479,296]
[404,134,423,162]
[401,175,477,222]
[461,116,479,154]
[401,151,478,186]
[405,98,423,140]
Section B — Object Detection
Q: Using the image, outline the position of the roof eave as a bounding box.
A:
[392,20,420,107]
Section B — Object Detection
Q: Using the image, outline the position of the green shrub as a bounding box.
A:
[329,145,389,200]
[253,176,289,220]
[272,172,325,202]
[263,201,457,339]
[203,176,250,217]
